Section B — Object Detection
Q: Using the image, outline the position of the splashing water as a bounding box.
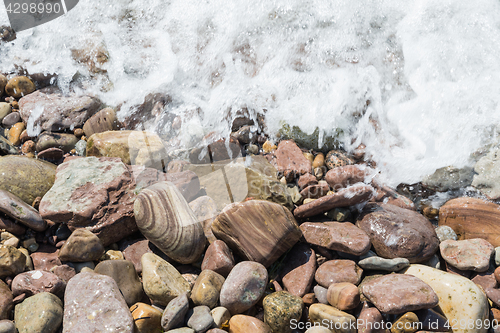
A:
[1,0,500,186]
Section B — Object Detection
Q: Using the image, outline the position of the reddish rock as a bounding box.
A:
[300,183,330,199]
[315,260,363,288]
[50,264,76,283]
[121,239,154,274]
[472,272,498,291]
[444,261,472,278]
[302,293,316,305]
[357,203,439,263]
[11,270,66,299]
[275,140,311,178]
[358,306,385,333]
[37,147,65,163]
[0,216,26,236]
[294,184,374,219]
[300,222,371,256]
[30,245,61,271]
[201,240,235,277]
[485,287,500,307]
[0,280,12,320]
[495,267,500,284]
[361,274,439,314]
[281,243,316,297]
[325,165,371,190]
[327,282,360,311]
[297,173,318,190]
[440,238,494,272]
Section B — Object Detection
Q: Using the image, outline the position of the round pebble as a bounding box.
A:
[435,225,457,242]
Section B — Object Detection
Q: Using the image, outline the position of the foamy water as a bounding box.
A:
[1,0,500,186]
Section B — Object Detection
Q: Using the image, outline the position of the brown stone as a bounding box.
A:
[300,183,330,199]
[357,203,439,263]
[280,243,316,297]
[325,165,371,190]
[361,274,439,314]
[0,216,26,236]
[130,302,162,333]
[201,240,235,277]
[294,184,374,219]
[5,76,35,98]
[275,140,311,178]
[228,315,272,333]
[189,136,242,164]
[7,122,24,146]
[37,148,65,164]
[30,245,61,271]
[11,270,66,298]
[83,107,119,137]
[300,222,371,256]
[50,264,76,283]
[211,200,302,267]
[472,272,498,291]
[302,293,316,305]
[315,260,363,288]
[440,239,494,272]
[358,306,386,333]
[58,229,105,262]
[297,173,318,190]
[0,280,12,320]
[391,312,419,333]
[327,282,360,311]
[121,239,154,275]
[191,270,225,309]
[438,197,500,247]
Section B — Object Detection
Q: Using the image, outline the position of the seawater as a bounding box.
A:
[1,0,500,186]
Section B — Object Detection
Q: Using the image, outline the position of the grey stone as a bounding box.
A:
[1,112,20,128]
[495,247,500,266]
[358,256,410,272]
[161,293,190,331]
[0,103,11,122]
[75,140,86,156]
[313,285,328,304]
[35,132,79,153]
[435,225,458,242]
[0,190,46,231]
[186,306,214,332]
[472,148,500,199]
[423,166,474,192]
[0,320,16,333]
[0,136,17,155]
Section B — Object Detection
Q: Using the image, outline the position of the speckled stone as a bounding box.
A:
[228,315,272,333]
[263,291,303,333]
[326,282,360,311]
[58,229,105,262]
[130,302,162,333]
[315,260,363,288]
[191,270,225,309]
[5,76,35,98]
[15,292,63,333]
[358,257,410,272]
[281,243,316,297]
[186,306,214,332]
[435,226,457,242]
[440,238,494,272]
[405,265,489,333]
[201,240,235,277]
[161,293,190,331]
[308,304,356,333]
[0,244,26,277]
[325,151,353,170]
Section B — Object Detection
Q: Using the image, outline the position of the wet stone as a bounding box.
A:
[435,226,457,242]
[263,291,304,333]
[130,302,162,333]
[201,240,235,277]
[440,238,494,272]
[0,189,46,231]
[325,151,353,169]
[358,257,410,272]
[274,140,311,178]
[161,293,190,332]
[315,260,363,288]
[297,173,318,190]
[1,112,20,128]
[281,243,316,297]
[5,76,35,98]
[186,305,214,332]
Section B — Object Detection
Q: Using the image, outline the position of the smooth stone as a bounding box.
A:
[11,270,66,299]
[0,216,25,236]
[207,329,226,333]
[0,103,11,122]
[14,292,63,333]
[0,135,18,155]
[35,132,79,153]
[228,315,272,333]
[121,239,155,274]
[210,307,230,328]
[435,225,457,242]
[37,147,64,163]
[263,291,303,333]
[0,155,56,205]
[440,238,494,272]
[63,272,134,332]
[357,203,439,263]
[358,306,385,333]
[5,76,35,98]
[281,243,316,297]
[300,222,371,256]
[104,249,124,260]
[472,271,498,291]
[166,329,195,333]
[141,253,190,306]
[362,274,439,314]
[472,148,500,199]
[423,166,474,192]
[325,165,371,190]
[294,184,374,219]
[414,308,449,332]
[308,304,356,333]
[50,264,76,283]
[201,240,235,277]
[0,190,45,231]
[0,245,25,277]
[186,306,214,332]
[358,257,410,272]
[391,312,419,333]
[325,150,353,169]
[191,270,225,309]
[326,282,360,311]
[7,122,24,145]
[58,229,105,262]
[74,139,86,156]
[312,153,325,169]
[297,173,318,190]
[30,245,60,271]
[130,302,163,333]
[300,183,330,199]
[219,261,268,314]
[94,260,145,306]
[161,293,190,331]
[83,107,119,137]
[2,112,20,128]
[315,260,363,287]
[305,327,334,333]
[212,200,301,267]
[405,264,489,333]
[190,196,219,244]
[313,285,328,304]
[0,320,15,333]
[496,247,500,266]
[0,280,13,320]
[275,140,311,178]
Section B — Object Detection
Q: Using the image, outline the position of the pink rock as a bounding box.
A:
[12,270,66,299]
[121,239,154,274]
[315,260,363,288]
[30,245,61,271]
[358,306,386,333]
[300,183,330,199]
[50,264,76,283]
[440,238,494,272]
[281,243,316,297]
[201,240,235,277]
[275,140,311,178]
[297,173,318,190]
[472,272,498,290]
[325,165,371,190]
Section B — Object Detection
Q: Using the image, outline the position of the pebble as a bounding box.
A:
[361,274,439,314]
[415,308,449,332]
[14,292,63,333]
[0,280,13,320]
[167,329,195,333]
[357,306,384,333]
[210,307,230,328]
[74,139,87,156]
[440,238,494,272]
[0,103,11,122]
[312,153,325,169]
[4,76,35,98]
[308,304,356,333]
[326,282,360,311]
[391,312,419,333]
[30,245,60,271]
[130,302,163,333]
[325,150,353,169]
[1,232,18,248]
[313,285,328,304]
[121,239,154,274]
[300,182,330,199]
[219,261,268,314]
[141,253,191,306]
[0,216,25,236]
[263,291,303,333]
[191,269,225,309]
[71,261,94,273]
[11,270,66,299]
[0,189,46,231]
[325,165,370,190]
[186,306,215,332]
[435,226,457,242]
[0,244,26,277]
[262,140,277,153]
[496,247,500,266]
[7,122,24,145]
[58,229,105,262]
[305,327,333,333]
[161,293,190,331]
[189,195,219,244]
[104,249,124,260]
[83,107,119,137]
[358,257,410,272]
[275,140,312,178]
[228,315,272,333]
[0,320,15,333]
[315,260,363,287]
[63,272,134,332]
[201,240,235,277]
[297,173,318,190]
[20,140,35,154]
[281,243,316,297]
[35,132,79,153]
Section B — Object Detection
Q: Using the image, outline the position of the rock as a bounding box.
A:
[0,74,6,93]
[281,243,316,297]
[357,306,385,333]
[141,253,190,306]
[0,190,46,231]
[83,107,119,137]
[186,306,214,332]
[11,270,65,299]
[358,257,410,272]
[315,260,363,287]
[210,307,230,328]
[87,130,168,169]
[472,148,500,199]
[308,304,356,333]
[0,103,11,122]
[275,140,311,178]
[313,153,325,169]
[0,135,18,155]
[440,239,494,272]
[161,293,190,331]
[233,125,255,144]
[326,282,360,311]
[294,184,374,219]
[472,271,498,291]
[190,196,219,244]
[189,136,241,164]
[300,183,330,199]
[94,260,145,306]
[7,122,24,145]
[30,245,60,270]
[74,140,86,156]
[391,312,419,333]
[18,88,101,132]
[361,274,439,314]
[0,217,25,237]
[300,222,371,256]
[357,203,439,263]
[20,140,35,154]
[5,76,35,98]
[201,240,235,277]
[325,165,371,190]
[37,147,64,163]
[51,265,76,283]
[134,181,206,264]
[130,302,162,333]
[405,264,489,333]
[212,200,301,267]
[35,132,78,153]
[314,285,328,304]
[207,329,226,333]
[0,156,55,205]
[0,280,12,320]
[0,245,26,277]
[435,226,457,242]
[104,249,124,261]
[167,329,195,333]
[219,261,268,314]
[14,292,63,333]
[228,315,272,333]
[58,229,105,262]
[325,151,353,169]
[0,320,15,333]
[423,166,474,192]
[191,270,225,309]
[297,173,318,190]
[121,239,156,274]
[1,112,20,128]
[63,272,134,332]
[263,291,303,333]
[438,197,500,247]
